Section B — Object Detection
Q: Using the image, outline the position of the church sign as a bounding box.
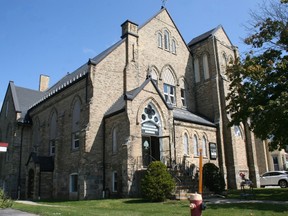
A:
[0,142,8,152]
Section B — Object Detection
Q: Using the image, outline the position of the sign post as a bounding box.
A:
[198,148,203,194]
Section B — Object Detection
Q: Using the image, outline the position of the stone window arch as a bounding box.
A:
[72,98,81,150]
[49,110,57,155]
[162,67,176,104]
[164,29,170,50]
[202,135,208,157]
[112,127,118,154]
[183,132,189,156]
[32,118,41,153]
[203,53,210,80]
[193,134,199,156]
[157,32,163,48]
[194,57,200,83]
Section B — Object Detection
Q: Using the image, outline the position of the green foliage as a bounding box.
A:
[203,163,225,194]
[226,0,288,150]
[0,189,13,208]
[141,161,175,202]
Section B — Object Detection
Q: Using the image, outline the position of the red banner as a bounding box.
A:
[0,142,8,152]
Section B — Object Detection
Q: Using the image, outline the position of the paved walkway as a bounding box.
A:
[0,208,39,216]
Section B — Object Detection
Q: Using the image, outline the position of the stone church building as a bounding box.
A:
[0,8,276,200]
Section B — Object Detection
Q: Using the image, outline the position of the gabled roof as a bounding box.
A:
[26,152,54,172]
[173,108,215,127]
[188,25,232,47]
[105,78,173,118]
[7,81,45,120]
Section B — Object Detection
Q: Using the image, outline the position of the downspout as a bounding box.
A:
[102,117,106,198]
[17,123,24,200]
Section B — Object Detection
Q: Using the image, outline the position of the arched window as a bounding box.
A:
[49,112,57,155]
[164,30,170,50]
[150,68,158,86]
[183,133,189,156]
[194,58,200,83]
[32,119,41,153]
[179,78,186,107]
[202,136,207,157]
[162,68,176,104]
[203,54,210,79]
[72,100,81,150]
[234,125,243,138]
[171,39,176,54]
[112,127,117,154]
[158,32,163,48]
[193,135,199,156]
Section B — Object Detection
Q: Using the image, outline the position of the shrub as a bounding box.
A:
[203,163,225,194]
[141,161,176,202]
[0,189,13,208]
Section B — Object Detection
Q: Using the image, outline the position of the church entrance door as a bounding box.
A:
[142,136,160,167]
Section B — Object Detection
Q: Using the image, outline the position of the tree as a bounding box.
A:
[226,0,288,150]
[141,161,175,202]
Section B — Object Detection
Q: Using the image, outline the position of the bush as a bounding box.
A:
[203,163,225,194]
[0,189,13,208]
[141,161,176,202]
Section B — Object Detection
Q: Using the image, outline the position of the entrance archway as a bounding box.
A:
[141,103,162,167]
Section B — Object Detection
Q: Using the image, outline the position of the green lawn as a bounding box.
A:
[9,188,288,216]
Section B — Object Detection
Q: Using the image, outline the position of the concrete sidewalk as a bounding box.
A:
[0,208,39,216]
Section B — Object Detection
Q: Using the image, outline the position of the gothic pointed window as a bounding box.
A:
[112,127,118,154]
[49,112,57,155]
[72,99,81,150]
[171,39,176,54]
[162,68,176,105]
[193,135,199,156]
[183,133,189,156]
[164,30,170,50]
[194,58,200,83]
[203,54,210,79]
[202,136,207,157]
[179,78,186,107]
[158,32,163,48]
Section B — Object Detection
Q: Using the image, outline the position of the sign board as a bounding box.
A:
[209,142,217,160]
[0,142,8,152]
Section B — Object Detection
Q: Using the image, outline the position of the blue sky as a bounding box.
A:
[0,0,264,108]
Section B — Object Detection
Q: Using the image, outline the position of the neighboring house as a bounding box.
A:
[0,8,279,200]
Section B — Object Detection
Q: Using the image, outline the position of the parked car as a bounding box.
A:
[260,171,288,188]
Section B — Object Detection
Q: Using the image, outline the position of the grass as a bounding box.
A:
[7,188,288,216]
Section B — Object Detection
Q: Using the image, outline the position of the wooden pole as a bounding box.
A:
[198,148,203,194]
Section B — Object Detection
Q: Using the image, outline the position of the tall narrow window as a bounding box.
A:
[171,39,176,54]
[202,136,207,157]
[72,100,81,150]
[203,54,210,79]
[112,171,118,192]
[183,133,189,156]
[162,68,176,105]
[33,119,40,153]
[158,32,163,48]
[164,84,175,104]
[193,135,199,156]
[112,128,117,154]
[180,79,186,107]
[49,112,57,156]
[164,30,170,50]
[70,173,78,192]
[194,58,200,83]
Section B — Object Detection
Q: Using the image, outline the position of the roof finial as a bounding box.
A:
[161,0,167,8]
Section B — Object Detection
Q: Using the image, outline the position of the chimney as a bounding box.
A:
[121,20,138,39]
[39,74,50,92]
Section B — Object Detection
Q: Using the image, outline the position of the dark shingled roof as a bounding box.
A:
[26,152,54,172]
[187,26,218,47]
[173,108,215,127]
[8,82,45,120]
